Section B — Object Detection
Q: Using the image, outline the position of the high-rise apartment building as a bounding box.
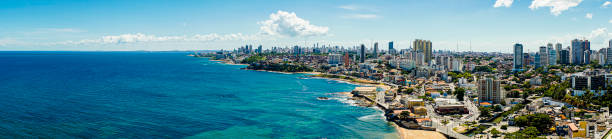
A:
[571,39,583,64]
[373,42,378,58]
[560,50,570,65]
[548,45,556,65]
[328,53,342,65]
[523,53,531,66]
[555,43,562,61]
[539,46,548,67]
[607,40,612,65]
[360,44,365,63]
[513,43,523,70]
[478,77,502,104]
[344,52,350,67]
[535,52,541,68]
[571,39,590,65]
[388,41,395,55]
[413,39,432,64]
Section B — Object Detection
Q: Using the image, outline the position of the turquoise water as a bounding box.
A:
[0,51,397,138]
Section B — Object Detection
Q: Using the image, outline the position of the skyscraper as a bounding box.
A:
[478,77,502,104]
[539,46,548,67]
[373,42,378,58]
[555,43,562,61]
[293,45,300,56]
[560,50,570,65]
[513,43,523,70]
[248,45,253,54]
[328,53,342,65]
[413,39,432,63]
[571,39,584,65]
[257,45,263,53]
[344,52,350,67]
[360,44,365,63]
[548,44,556,66]
[584,50,591,64]
[535,52,541,68]
[608,40,612,65]
[523,53,531,66]
[388,41,395,55]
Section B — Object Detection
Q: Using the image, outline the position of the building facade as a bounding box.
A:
[373,42,378,58]
[413,39,432,64]
[478,77,502,104]
[539,46,548,67]
[388,41,395,55]
[548,44,556,66]
[560,50,570,65]
[571,39,590,65]
[360,44,365,63]
[513,43,523,70]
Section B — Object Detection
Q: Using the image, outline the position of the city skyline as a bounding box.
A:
[1,0,612,52]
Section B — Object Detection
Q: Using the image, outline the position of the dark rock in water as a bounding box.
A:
[317,97,329,100]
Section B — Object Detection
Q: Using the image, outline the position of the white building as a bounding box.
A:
[328,53,343,66]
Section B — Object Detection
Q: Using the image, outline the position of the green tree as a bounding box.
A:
[523,126,540,138]
[490,128,501,137]
[514,114,554,133]
[399,111,411,120]
[455,87,465,101]
[493,105,503,112]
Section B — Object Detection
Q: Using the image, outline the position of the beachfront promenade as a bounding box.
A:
[432,120,470,139]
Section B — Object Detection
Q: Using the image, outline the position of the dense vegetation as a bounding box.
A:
[448,71,473,82]
[454,87,465,101]
[241,55,265,64]
[514,113,554,133]
[505,126,544,139]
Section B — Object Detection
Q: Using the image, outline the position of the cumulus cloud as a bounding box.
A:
[603,1,612,8]
[529,0,583,16]
[540,28,611,48]
[258,10,329,37]
[587,28,608,39]
[54,33,258,45]
[342,14,379,19]
[585,13,592,19]
[493,0,514,8]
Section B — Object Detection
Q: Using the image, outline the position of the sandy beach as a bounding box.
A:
[393,123,447,139]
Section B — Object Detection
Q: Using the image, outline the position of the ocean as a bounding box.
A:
[0,51,397,138]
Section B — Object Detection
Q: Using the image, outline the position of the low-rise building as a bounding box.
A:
[352,87,377,96]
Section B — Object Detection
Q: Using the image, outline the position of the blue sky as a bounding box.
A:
[0,0,611,52]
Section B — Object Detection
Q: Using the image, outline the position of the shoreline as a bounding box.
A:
[204,58,430,139]
[392,122,446,139]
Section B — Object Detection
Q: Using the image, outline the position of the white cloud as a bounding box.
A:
[585,13,592,19]
[538,28,611,49]
[609,19,612,23]
[258,10,329,37]
[587,28,607,39]
[53,33,258,46]
[339,5,360,10]
[602,1,612,8]
[529,0,583,16]
[342,14,379,19]
[493,0,514,8]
